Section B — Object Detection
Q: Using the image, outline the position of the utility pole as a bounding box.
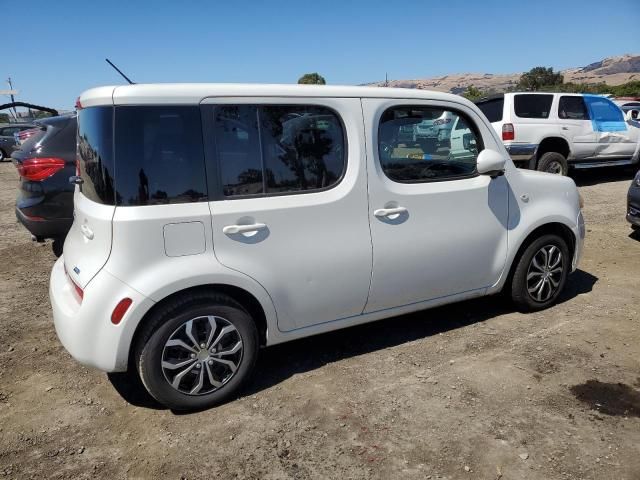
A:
[6,77,18,121]
[384,73,389,87]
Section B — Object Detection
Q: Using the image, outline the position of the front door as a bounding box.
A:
[583,95,639,159]
[362,98,509,313]
[204,98,372,332]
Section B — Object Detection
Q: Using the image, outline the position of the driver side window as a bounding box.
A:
[378,106,482,183]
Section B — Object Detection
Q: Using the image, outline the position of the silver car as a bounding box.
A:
[0,123,35,161]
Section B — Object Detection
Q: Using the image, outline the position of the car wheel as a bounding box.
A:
[52,237,64,257]
[0,149,6,162]
[510,234,570,312]
[135,292,258,411]
[537,152,568,175]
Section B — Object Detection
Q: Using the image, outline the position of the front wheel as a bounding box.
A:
[510,234,570,312]
[537,152,568,176]
[135,292,258,411]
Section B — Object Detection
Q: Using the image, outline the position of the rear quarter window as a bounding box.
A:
[514,94,554,119]
[114,106,207,206]
[476,98,504,123]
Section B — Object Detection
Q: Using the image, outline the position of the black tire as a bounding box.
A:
[134,292,258,411]
[0,149,6,162]
[510,234,570,312]
[52,237,64,257]
[537,152,568,176]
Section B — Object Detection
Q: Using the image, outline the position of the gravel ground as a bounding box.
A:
[0,161,639,480]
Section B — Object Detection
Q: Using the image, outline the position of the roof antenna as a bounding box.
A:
[105,58,135,85]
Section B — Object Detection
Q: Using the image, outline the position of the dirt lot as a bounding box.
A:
[0,161,639,480]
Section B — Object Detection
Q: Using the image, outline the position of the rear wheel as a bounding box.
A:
[52,237,65,257]
[135,292,258,411]
[510,234,570,312]
[537,152,568,176]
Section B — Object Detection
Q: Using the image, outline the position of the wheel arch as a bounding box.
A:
[128,283,269,369]
[536,137,571,161]
[504,221,576,290]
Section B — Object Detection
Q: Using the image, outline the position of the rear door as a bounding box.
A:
[556,95,595,159]
[64,106,116,289]
[203,98,372,332]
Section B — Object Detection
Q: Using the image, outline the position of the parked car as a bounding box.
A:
[50,84,585,411]
[12,114,76,256]
[0,123,35,161]
[475,93,640,175]
[628,170,640,231]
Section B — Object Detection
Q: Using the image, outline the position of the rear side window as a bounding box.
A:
[77,107,115,205]
[514,94,553,119]
[476,98,503,123]
[114,106,207,206]
[212,105,346,197]
[558,96,589,120]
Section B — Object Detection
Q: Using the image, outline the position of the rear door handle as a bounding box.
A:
[222,223,267,235]
[374,206,408,218]
[80,224,94,240]
[562,126,569,130]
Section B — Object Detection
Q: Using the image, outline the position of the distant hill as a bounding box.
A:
[366,54,640,94]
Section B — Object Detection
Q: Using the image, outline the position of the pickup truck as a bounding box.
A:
[476,92,640,175]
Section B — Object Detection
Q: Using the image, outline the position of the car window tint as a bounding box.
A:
[558,96,589,120]
[476,98,503,123]
[259,106,345,193]
[77,106,116,205]
[114,106,207,206]
[213,105,263,196]
[514,94,553,118]
[378,106,481,183]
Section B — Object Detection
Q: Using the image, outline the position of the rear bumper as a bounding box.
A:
[16,207,72,239]
[505,143,538,163]
[49,257,155,372]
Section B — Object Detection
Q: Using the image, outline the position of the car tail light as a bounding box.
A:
[17,157,65,181]
[502,123,515,141]
[111,298,133,325]
[18,128,40,142]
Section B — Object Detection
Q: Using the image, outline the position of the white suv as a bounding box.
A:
[50,84,585,410]
[476,92,640,175]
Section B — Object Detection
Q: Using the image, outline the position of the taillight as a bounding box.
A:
[502,123,515,141]
[17,157,65,181]
[111,298,133,325]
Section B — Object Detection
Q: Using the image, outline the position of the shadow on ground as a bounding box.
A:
[108,269,597,412]
[570,380,640,417]
[572,166,636,187]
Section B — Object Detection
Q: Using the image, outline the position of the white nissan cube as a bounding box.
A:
[50,84,585,410]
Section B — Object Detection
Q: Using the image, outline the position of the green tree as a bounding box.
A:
[298,73,326,85]
[518,67,564,91]
[462,85,484,101]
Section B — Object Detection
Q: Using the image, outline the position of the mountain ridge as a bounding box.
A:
[366,54,640,94]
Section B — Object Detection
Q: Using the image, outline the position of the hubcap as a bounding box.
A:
[526,245,564,302]
[545,161,563,175]
[161,316,243,395]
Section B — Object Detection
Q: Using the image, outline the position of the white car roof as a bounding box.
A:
[79,83,474,108]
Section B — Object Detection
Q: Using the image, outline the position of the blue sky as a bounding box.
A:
[3,0,639,109]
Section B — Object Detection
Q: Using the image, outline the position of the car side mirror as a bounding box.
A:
[477,149,506,178]
[625,109,639,121]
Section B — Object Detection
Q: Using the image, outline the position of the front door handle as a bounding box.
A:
[374,206,408,218]
[222,223,267,235]
[561,126,569,130]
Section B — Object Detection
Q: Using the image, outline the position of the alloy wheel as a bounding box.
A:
[161,315,243,395]
[545,160,563,175]
[526,244,564,302]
